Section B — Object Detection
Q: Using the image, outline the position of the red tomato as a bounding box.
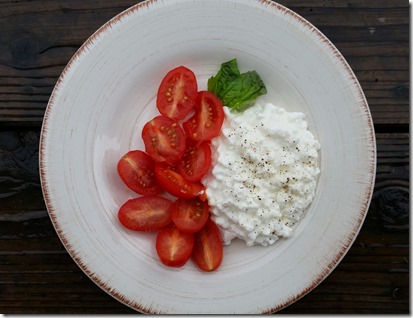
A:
[118,195,172,232]
[199,191,208,202]
[171,197,210,234]
[156,224,194,267]
[192,219,223,272]
[157,66,198,120]
[154,163,206,199]
[142,116,186,163]
[177,140,212,182]
[117,150,163,195]
[182,91,225,141]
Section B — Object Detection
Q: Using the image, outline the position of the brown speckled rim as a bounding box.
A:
[39,0,376,314]
[257,0,377,312]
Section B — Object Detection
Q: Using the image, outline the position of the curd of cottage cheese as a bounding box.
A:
[203,103,320,246]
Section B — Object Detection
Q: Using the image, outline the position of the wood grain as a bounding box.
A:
[0,0,409,126]
[0,130,408,314]
[0,0,409,314]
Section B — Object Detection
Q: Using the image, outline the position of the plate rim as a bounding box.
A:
[39,0,377,313]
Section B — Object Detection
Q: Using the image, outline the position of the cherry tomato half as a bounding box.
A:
[182,91,225,141]
[177,139,212,182]
[156,224,194,267]
[154,163,205,199]
[156,66,198,121]
[142,116,186,163]
[192,219,223,272]
[118,195,172,232]
[171,197,210,234]
[117,150,163,195]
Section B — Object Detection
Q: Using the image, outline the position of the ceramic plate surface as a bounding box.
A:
[40,0,376,314]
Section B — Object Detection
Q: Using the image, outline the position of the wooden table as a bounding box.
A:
[1,0,409,314]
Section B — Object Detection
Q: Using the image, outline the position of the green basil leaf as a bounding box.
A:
[208,59,267,111]
[207,59,240,95]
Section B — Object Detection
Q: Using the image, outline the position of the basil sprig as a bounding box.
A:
[207,59,267,111]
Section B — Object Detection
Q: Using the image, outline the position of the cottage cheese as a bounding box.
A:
[203,103,320,246]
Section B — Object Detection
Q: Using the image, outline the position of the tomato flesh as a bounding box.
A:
[118,195,172,232]
[183,91,225,141]
[177,140,211,182]
[142,116,186,163]
[157,66,198,121]
[117,150,163,195]
[155,163,205,199]
[171,197,210,234]
[117,66,226,271]
[192,219,223,272]
[156,224,194,267]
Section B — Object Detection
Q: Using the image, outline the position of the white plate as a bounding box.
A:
[40,0,376,314]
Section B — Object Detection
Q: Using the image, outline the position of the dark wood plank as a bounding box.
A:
[0,0,409,314]
[0,129,408,314]
[283,0,407,8]
[0,0,409,126]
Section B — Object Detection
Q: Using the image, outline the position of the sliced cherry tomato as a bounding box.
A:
[157,66,198,121]
[154,163,205,199]
[182,91,225,141]
[177,140,212,182]
[192,219,223,272]
[117,150,163,195]
[118,195,172,232]
[171,197,210,234]
[156,224,194,267]
[142,116,186,163]
[199,191,208,202]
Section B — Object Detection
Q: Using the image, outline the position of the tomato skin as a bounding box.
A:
[171,197,210,234]
[154,163,206,199]
[192,219,223,272]
[182,91,225,141]
[118,195,172,232]
[117,150,163,195]
[156,66,198,121]
[177,140,212,182]
[142,116,186,163]
[156,224,194,267]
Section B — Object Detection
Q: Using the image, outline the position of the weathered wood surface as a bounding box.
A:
[0,0,409,314]
[0,0,409,126]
